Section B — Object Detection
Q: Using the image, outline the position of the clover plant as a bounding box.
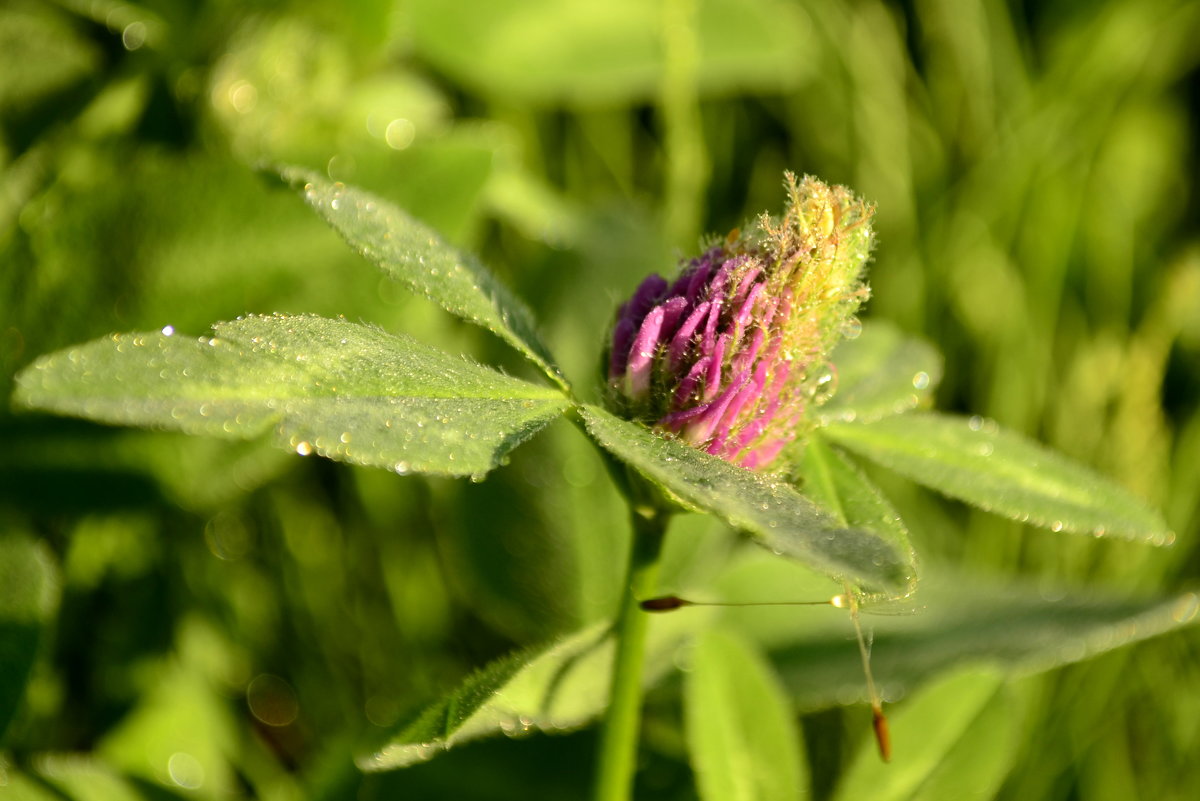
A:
[12,168,1178,801]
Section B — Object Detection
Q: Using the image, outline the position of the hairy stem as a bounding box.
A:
[593,506,669,801]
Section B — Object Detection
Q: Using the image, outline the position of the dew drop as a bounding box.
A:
[394,461,410,475]
[1050,520,1064,532]
[161,325,175,337]
[166,752,204,790]
[968,415,984,431]
[912,371,930,390]
[295,441,313,456]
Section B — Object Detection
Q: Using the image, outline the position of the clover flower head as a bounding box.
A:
[604,173,874,471]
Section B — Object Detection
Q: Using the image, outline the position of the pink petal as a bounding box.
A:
[624,304,667,399]
[669,301,712,371]
[704,333,730,400]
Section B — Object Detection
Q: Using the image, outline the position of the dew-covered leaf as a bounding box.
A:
[797,435,914,576]
[831,668,1019,801]
[14,314,570,478]
[361,610,702,771]
[579,405,914,593]
[0,534,59,741]
[281,167,568,390]
[820,321,942,425]
[685,628,807,801]
[823,412,1170,542]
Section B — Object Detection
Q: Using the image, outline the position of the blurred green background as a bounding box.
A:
[2,0,1199,799]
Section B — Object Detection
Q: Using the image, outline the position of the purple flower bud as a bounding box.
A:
[604,173,874,471]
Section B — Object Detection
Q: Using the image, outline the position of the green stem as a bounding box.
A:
[593,506,669,801]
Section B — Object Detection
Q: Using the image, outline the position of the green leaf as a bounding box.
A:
[797,435,914,577]
[0,763,60,801]
[579,405,914,593]
[749,565,1200,712]
[408,0,816,105]
[0,3,101,113]
[0,534,59,741]
[824,412,1170,542]
[14,314,570,478]
[30,755,150,801]
[821,321,942,424]
[100,661,235,799]
[831,668,1019,801]
[361,610,703,771]
[685,628,807,801]
[281,167,569,391]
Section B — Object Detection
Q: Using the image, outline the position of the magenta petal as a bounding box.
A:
[683,368,750,444]
[608,317,637,379]
[673,355,712,407]
[730,328,765,375]
[684,257,716,302]
[669,301,712,371]
[659,402,711,432]
[628,274,668,320]
[729,415,768,456]
[704,333,730,400]
[624,304,667,399]
[731,265,763,306]
[734,282,766,331]
[720,363,766,431]
[658,296,689,338]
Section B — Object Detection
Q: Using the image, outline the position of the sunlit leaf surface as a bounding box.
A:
[25,755,148,801]
[824,413,1170,542]
[831,669,1019,801]
[797,435,914,576]
[685,629,807,801]
[361,610,702,771]
[98,659,235,799]
[820,321,943,424]
[14,314,570,478]
[0,534,58,739]
[282,167,569,390]
[579,405,915,593]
